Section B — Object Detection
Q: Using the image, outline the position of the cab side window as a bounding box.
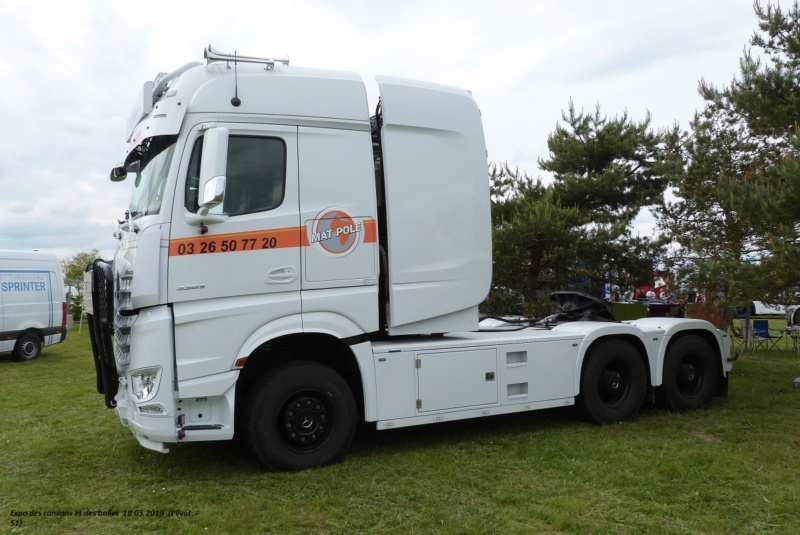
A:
[185,135,286,215]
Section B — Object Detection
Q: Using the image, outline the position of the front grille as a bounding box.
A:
[114,270,135,369]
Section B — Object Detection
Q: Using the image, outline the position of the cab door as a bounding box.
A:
[168,123,301,377]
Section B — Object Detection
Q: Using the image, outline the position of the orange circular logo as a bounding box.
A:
[313,209,360,255]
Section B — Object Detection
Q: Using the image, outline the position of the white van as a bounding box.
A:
[0,250,67,361]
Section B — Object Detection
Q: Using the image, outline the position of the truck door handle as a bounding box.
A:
[266,266,297,284]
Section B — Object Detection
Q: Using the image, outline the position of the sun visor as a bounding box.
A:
[126,81,154,144]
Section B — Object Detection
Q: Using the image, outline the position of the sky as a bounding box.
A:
[0,0,761,262]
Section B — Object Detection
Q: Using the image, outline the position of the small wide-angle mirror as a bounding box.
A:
[201,175,226,208]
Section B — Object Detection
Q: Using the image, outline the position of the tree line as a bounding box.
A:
[484,1,800,320]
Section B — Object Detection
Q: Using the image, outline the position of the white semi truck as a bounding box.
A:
[87,45,733,471]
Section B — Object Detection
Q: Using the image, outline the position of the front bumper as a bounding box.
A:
[115,368,239,451]
[115,388,176,453]
[113,305,179,452]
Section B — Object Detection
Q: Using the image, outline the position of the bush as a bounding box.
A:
[69,293,83,321]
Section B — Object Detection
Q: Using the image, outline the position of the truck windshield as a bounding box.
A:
[127,136,177,218]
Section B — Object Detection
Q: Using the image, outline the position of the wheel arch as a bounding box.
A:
[581,334,651,376]
[235,332,366,419]
[627,317,729,398]
[18,327,45,339]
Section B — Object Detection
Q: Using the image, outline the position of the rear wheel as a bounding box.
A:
[12,333,42,362]
[244,361,357,471]
[658,334,717,411]
[577,340,647,424]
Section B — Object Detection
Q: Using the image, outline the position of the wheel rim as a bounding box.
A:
[677,356,705,397]
[21,339,37,358]
[278,392,330,452]
[598,363,631,407]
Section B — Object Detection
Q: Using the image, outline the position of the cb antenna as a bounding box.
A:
[231,51,241,107]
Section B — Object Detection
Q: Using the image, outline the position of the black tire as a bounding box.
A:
[12,333,42,362]
[577,340,647,424]
[244,361,357,471]
[658,334,718,411]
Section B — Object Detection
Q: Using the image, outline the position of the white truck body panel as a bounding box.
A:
[299,126,378,289]
[377,75,492,335]
[366,319,731,430]
[0,250,67,357]
[126,64,368,148]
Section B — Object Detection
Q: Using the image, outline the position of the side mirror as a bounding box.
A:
[198,127,229,210]
[110,166,127,182]
[109,160,139,182]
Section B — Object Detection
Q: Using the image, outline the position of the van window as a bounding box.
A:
[185,135,286,215]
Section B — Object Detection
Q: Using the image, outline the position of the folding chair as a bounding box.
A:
[752,319,783,350]
[789,326,800,354]
[731,318,752,352]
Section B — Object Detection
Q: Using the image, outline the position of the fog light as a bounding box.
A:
[138,403,167,415]
[130,367,162,402]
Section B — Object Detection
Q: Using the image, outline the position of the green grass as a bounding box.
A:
[2,328,799,534]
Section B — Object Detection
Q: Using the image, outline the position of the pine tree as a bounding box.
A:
[658,1,800,311]
[484,102,669,316]
[538,102,669,299]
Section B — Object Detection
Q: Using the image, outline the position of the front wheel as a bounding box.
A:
[244,361,357,471]
[577,340,647,424]
[12,333,42,362]
[658,334,718,411]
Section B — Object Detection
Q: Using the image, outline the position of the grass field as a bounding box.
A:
[1,327,799,534]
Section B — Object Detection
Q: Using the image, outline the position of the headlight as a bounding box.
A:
[130,367,162,402]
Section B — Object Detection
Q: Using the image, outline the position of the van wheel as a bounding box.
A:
[244,361,357,472]
[12,334,42,362]
[658,335,717,411]
[577,340,647,424]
